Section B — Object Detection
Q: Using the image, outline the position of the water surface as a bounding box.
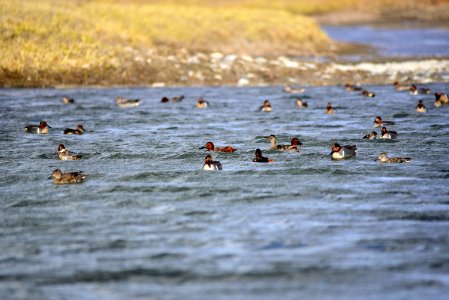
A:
[1,85,449,299]
[323,25,449,60]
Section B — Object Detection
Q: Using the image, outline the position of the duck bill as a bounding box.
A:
[199,146,205,149]
[47,125,52,128]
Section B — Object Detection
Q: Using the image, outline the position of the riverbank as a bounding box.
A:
[1,0,449,88]
[4,55,448,88]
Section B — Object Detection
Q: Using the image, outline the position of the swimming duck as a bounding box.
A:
[64,124,85,135]
[199,142,236,153]
[344,84,363,92]
[416,100,427,113]
[162,95,185,102]
[409,85,430,95]
[58,144,81,160]
[330,143,357,160]
[393,81,411,91]
[260,99,272,112]
[362,131,377,139]
[24,121,51,134]
[171,95,184,102]
[115,96,140,107]
[202,154,222,170]
[434,92,448,107]
[380,126,398,139]
[253,148,273,163]
[62,96,75,104]
[266,135,302,152]
[196,97,209,108]
[283,85,305,94]
[325,102,335,114]
[51,169,86,184]
[361,90,375,97]
[375,152,411,163]
[296,98,308,108]
[373,116,395,127]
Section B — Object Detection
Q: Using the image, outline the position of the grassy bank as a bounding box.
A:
[1,0,448,87]
[0,0,330,87]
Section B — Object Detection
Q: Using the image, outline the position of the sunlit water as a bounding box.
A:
[1,84,449,299]
[323,25,449,59]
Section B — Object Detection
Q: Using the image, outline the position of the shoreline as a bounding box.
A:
[2,56,448,89]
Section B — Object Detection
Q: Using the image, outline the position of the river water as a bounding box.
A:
[1,83,449,299]
[323,25,449,59]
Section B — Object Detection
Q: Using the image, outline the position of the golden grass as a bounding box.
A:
[0,0,332,86]
[1,0,447,86]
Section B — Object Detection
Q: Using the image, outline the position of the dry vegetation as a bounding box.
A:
[0,0,330,86]
[1,0,448,87]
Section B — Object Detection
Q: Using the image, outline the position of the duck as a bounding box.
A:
[266,135,302,152]
[199,142,236,153]
[362,131,377,139]
[344,84,363,92]
[58,144,81,160]
[296,98,308,108]
[260,99,272,112]
[380,126,398,139]
[64,124,85,135]
[62,96,75,104]
[202,154,222,170]
[434,92,448,107]
[161,95,184,103]
[51,169,86,184]
[115,96,140,107]
[416,100,427,113]
[171,95,184,102]
[283,85,305,94]
[409,84,430,95]
[330,143,357,160]
[196,97,209,108]
[373,116,395,127]
[375,152,411,163]
[393,81,411,91]
[325,102,335,114]
[253,148,273,163]
[24,121,51,134]
[361,90,375,97]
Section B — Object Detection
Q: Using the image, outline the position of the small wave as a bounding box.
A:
[183,210,214,216]
[392,113,410,118]
[382,211,449,222]
[10,200,50,207]
[102,153,150,159]
[37,153,57,159]
[43,268,192,284]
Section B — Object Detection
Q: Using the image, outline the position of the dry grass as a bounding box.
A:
[0,0,333,86]
[1,0,447,87]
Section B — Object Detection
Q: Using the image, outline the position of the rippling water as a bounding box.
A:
[1,84,449,299]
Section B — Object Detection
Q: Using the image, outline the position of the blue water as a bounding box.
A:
[1,84,449,299]
[323,25,449,59]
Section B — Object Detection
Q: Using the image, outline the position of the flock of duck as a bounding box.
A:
[24,82,448,183]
